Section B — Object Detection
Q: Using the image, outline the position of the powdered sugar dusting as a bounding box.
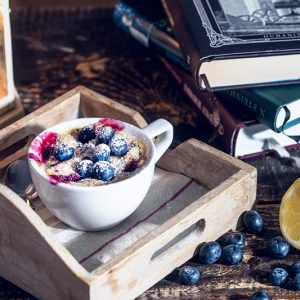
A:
[94,144,110,157]
[78,159,93,173]
[33,119,147,186]
[77,142,96,160]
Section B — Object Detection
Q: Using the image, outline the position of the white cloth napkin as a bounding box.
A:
[33,168,207,272]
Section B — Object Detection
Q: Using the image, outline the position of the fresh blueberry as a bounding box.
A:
[291,261,300,276]
[225,232,246,249]
[97,126,115,144]
[54,144,75,161]
[269,267,288,286]
[93,161,115,181]
[93,144,111,162]
[199,242,222,265]
[249,290,270,300]
[243,210,264,233]
[222,245,243,265]
[76,160,93,179]
[110,137,128,156]
[178,266,201,285]
[268,236,290,259]
[78,127,96,144]
[292,273,300,291]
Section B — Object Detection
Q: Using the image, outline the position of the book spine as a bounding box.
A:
[162,0,203,88]
[218,89,279,132]
[159,56,241,155]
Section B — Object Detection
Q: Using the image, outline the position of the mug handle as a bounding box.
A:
[142,119,173,162]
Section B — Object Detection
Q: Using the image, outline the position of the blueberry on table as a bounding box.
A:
[225,232,246,249]
[76,160,93,179]
[222,245,243,265]
[93,161,115,181]
[291,261,300,276]
[269,267,288,286]
[97,126,115,144]
[110,137,128,156]
[54,144,75,162]
[243,210,264,233]
[78,127,96,144]
[292,273,300,291]
[93,144,111,162]
[178,266,201,285]
[249,290,270,300]
[199,241,222,265]
[268,236,290,259]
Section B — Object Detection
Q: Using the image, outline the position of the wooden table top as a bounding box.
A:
[2,7,300,299]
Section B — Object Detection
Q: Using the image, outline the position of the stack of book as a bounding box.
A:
[113,0,300,159]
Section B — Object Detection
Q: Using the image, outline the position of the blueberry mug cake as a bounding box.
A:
[29,118,147,186]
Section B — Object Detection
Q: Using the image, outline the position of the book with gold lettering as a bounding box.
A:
[162,0,300,91]
[218,85,300,142]
[114,0,300,157]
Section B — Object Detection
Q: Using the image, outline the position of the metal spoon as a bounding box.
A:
[4,159,38,205]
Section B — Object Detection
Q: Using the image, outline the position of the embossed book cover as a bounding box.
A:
[162,0,300,91]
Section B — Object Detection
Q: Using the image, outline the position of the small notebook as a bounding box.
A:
[32,168,208,272]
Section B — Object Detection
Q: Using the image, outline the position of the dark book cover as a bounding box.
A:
[218,85,300,140]
[162,0,300,91]
[114,1,300,142]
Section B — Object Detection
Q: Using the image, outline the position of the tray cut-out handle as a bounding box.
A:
[150,219,206,263]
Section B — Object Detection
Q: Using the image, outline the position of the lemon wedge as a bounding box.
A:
[280,178,300,250]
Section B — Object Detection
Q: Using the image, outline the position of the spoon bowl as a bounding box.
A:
[5,159,37,201]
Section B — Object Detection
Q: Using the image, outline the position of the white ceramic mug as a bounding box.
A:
[28,118,173,231]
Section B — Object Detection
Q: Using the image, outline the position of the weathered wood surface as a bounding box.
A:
[0,6,299,299]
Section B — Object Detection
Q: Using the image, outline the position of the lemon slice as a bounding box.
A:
[280,178,300,249]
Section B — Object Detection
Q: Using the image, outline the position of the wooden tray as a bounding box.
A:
[0,86,257,300]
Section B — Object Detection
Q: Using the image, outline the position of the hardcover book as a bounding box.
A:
[162,0,300,91]
[160,56,300,159]
[114,0,300,157]
[218,85,300,141]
